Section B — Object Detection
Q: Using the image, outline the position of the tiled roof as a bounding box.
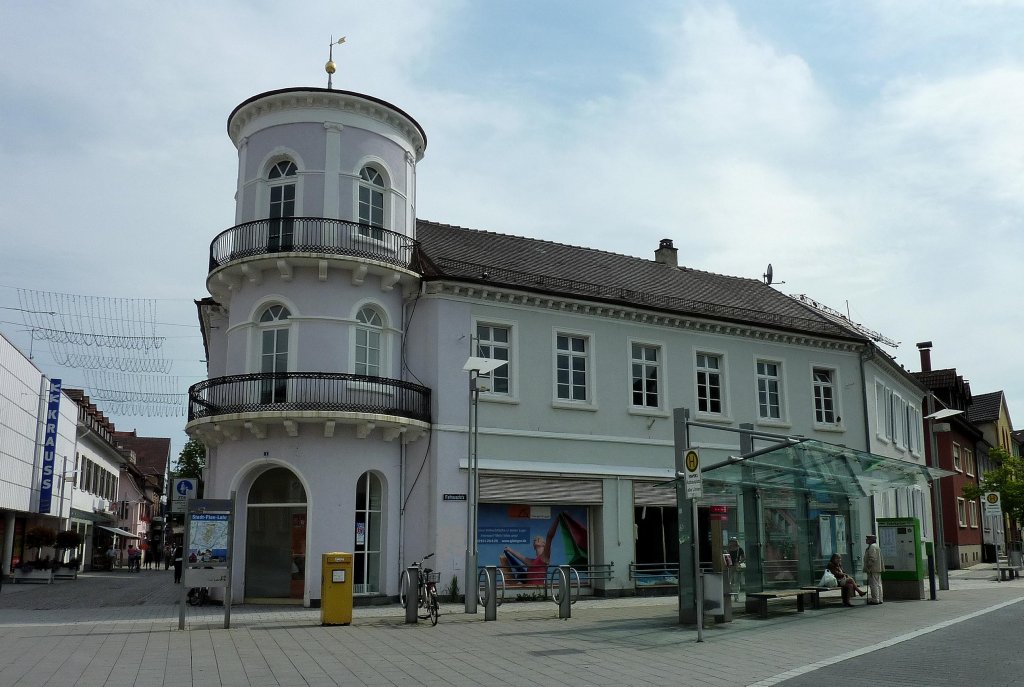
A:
[912,369,958,390]
[967,391,1003,423]
[415,221,866,340]
[113,431,171,478]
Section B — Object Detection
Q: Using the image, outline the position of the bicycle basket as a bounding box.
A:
[426,571,441,583]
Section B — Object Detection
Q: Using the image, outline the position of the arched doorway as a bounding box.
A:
[245,467,307,601]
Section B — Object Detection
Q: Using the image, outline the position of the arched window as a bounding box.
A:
[355,306,383,377]
[354,471,383,594]
[245,467,307,600]
[268,161,297,252]
[357,166,385,240]
[259,305,290,403]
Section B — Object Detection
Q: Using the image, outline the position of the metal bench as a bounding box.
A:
[744,588,819,618]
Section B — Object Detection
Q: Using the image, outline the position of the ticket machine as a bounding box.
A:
[877,517,925,600]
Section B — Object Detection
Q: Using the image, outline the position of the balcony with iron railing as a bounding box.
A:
[186,372,431,444]
[207,218,421,297]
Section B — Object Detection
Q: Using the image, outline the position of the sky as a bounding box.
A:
[2,1,1022,458]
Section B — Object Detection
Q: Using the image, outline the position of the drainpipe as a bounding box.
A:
[858,345,878,529]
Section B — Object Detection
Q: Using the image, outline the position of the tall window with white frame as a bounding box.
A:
[357,166,385,240]
[756,360,782,420]
[631,343,660,409]
[812,367,837,424]
[268,161,297,252]
[354,472,382,594]
[952,443,962,471]
[476,324,511,395]
[259,305,290,403]
[556,334,588,402]
[696,353,723,415]
[355,306,383,377]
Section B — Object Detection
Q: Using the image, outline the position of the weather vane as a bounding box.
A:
[326,35,346,89]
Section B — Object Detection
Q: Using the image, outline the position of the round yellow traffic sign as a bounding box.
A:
[986,492,1000,505]
[685,450,700,473]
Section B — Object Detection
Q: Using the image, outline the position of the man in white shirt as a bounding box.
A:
[863,533,884,605]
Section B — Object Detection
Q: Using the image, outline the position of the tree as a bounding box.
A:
[962,447,1024,524]
[173,438,206,480]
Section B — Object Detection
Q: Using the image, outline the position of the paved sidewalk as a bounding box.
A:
[0,564,1020,686]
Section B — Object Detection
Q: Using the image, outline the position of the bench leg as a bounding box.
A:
[810,593,820,610]
[796,595,805,613]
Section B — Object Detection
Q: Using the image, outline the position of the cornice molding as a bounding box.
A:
[229,90,425,160]
[423,280,863,352]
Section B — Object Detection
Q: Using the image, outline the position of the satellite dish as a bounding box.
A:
[764,264,773,285]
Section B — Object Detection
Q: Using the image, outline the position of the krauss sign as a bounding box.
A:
[38,378,62,514]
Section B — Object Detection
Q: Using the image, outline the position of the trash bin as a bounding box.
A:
[321,552,353,625]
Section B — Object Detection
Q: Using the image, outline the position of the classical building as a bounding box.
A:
[188,85,942,607]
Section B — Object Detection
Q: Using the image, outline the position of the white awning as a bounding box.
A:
[97,525,140,539]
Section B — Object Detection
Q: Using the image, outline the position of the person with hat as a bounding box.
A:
[863,533,884,605]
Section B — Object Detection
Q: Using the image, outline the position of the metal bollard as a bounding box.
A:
[558,565,571,620]
[483,566,497,621]
[405,566,419,624]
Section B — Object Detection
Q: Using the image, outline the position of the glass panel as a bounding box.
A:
[248,467,307,504]
[245,504,306,599]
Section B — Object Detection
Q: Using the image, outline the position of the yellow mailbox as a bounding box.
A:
[321,552,354,625]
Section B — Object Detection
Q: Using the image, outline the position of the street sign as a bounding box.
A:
[171,477,197,514]
[983,491,1003,518]
[683,448,703,499]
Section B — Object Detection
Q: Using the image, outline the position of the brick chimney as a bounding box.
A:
[916,341,933,372]
[655,238,678,267]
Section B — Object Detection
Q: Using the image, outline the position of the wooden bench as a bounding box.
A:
[744,588,819,618]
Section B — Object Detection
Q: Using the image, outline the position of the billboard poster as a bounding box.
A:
[477,504,589,585]
[187,512,230,563]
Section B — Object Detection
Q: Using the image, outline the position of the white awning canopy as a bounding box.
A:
[97,525,140,539]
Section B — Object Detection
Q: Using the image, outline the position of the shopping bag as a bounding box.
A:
[819,569,838,587]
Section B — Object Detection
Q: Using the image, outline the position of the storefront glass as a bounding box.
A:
[245,468,307,600]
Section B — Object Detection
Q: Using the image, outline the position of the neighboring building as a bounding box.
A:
[114,431,171,561]
[0,332,77,574]
[65,389,139,569]
[911,344,984,569]
[968,390,1018,555]
[187,84,944,609]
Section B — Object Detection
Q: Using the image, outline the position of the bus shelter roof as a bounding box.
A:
[689,439,956,499]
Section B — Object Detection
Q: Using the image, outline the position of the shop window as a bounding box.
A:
[354,472,383,594]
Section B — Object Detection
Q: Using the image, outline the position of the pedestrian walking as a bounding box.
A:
[173,544,184,583]
[105,545,118,571]
[165,544,173,570]
[127,544,141,572]
[864,533,884,605]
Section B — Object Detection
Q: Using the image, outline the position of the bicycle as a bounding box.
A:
[186,586,210,606]
[399,553,440,625]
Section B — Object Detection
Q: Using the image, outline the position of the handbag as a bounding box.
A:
[819,569,838,588]
[737,562,746,570]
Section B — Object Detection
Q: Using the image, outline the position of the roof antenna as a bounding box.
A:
[763,263,785,286]
[326,35,346,89]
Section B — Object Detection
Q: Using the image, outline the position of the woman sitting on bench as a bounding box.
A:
[827,553,866,606]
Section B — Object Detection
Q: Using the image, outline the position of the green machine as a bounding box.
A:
[876,517,925,600]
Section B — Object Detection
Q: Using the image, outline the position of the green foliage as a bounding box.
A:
[55,529,82,550]
[25,525,57,559]
[446,575,461,603]
[962,447,1024,523]
[173,438,206,480]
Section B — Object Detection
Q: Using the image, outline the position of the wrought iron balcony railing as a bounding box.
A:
[208,218,419,272]
[188,372,431,424]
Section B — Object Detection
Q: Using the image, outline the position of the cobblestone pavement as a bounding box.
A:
[0,564,1019,686]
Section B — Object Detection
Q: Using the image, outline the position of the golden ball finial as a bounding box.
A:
[325,60,337,75]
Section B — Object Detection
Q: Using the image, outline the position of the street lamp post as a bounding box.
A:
[461,354,507,614]
[925,401,964,592]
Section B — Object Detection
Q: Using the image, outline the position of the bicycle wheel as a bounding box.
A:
[427,588,439,626]
[399,569,412,609]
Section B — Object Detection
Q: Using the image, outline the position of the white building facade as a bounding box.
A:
[188,86,939,607]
